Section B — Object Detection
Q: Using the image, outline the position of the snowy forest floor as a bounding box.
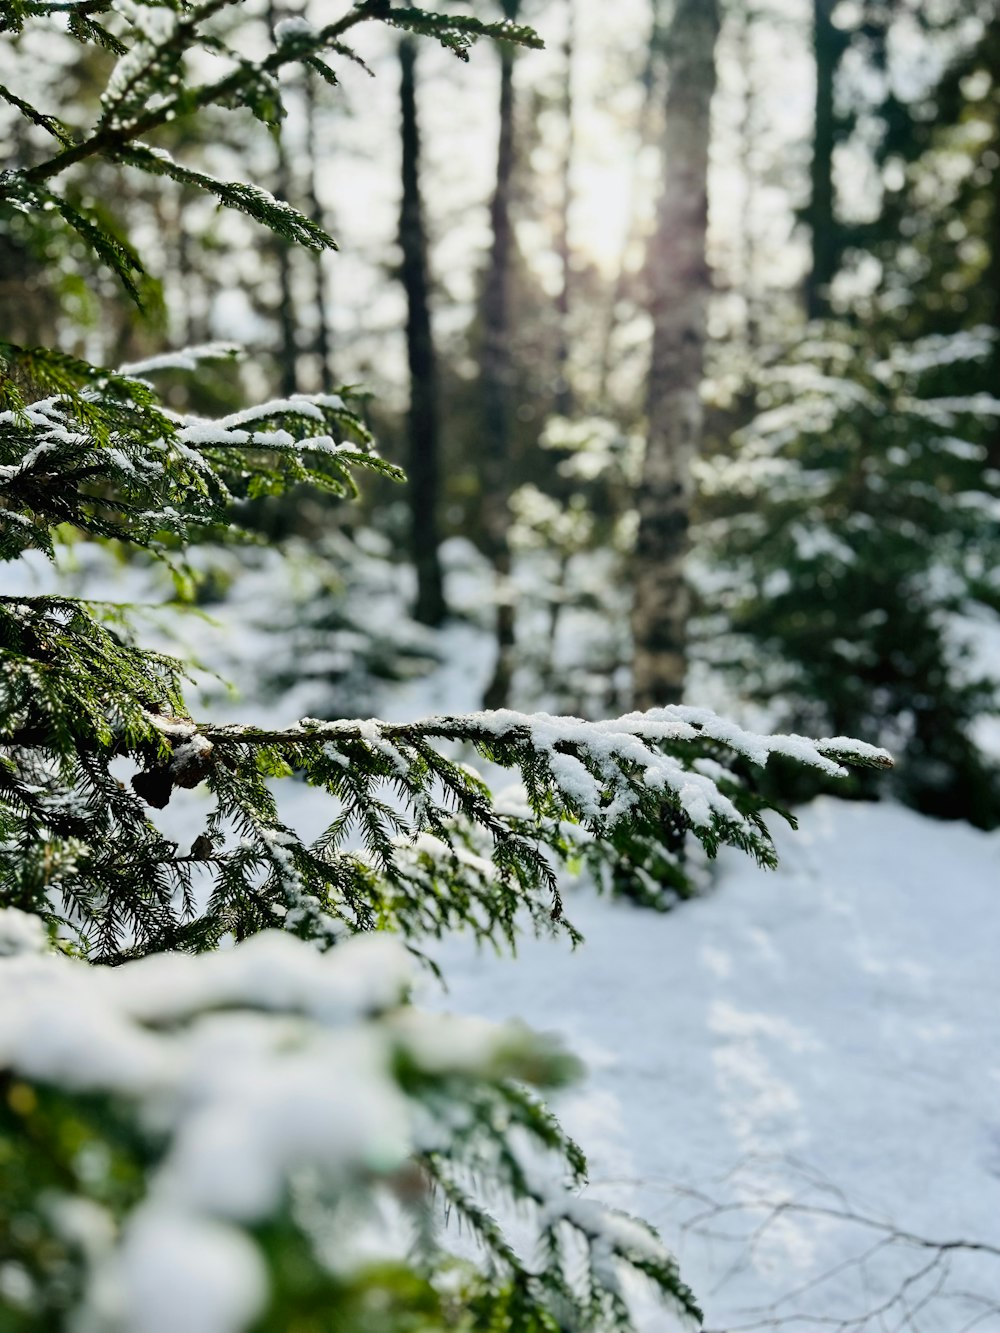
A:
[423,798,1000,1332]
[9,538,1000,1331]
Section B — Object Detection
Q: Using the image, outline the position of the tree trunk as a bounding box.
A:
[631,0,720,711]
[481,5,520,710]
[303,67,334,392]
[274,146,299,395]
[267,0,298,396]
[735,0,760,350]
[805,0,845,320]
[553,0,575,419]
[398,36,447,627]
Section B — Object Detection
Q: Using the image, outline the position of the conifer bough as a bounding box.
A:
[0,3,890,1329]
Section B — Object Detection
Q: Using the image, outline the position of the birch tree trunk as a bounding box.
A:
[398,35,446,627]
[631,0,719,710]
[481,5,520,709]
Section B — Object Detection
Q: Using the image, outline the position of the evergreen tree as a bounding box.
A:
[0,2,890,1328]
[702,9,1000,827]
[701,325,1000,825]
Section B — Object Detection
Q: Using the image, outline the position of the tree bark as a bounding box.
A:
[553,0,575,419]
[398,35,447,627]
[481,4,520,709]
[303,67,334,392]
[805,0,846,320]
[631,0,719,711]
[267,0,299,396]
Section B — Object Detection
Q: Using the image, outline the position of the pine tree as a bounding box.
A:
[701,11,1000,828]
[0,3,891,1328]
[700,325,1000,825]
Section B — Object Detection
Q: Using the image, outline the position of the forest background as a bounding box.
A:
[7,0,998,815]
[1,0,999,1329]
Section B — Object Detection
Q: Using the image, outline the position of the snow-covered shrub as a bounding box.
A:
[509,417,640,715]
[258,529,440,719]
[699,326,1000,825]
[0,921,703,1332]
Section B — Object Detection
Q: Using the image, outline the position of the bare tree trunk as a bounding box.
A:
[303,67,334,392]
[735,1,760,351]
[481,5,520,710]
[273,141,299,395]
[631,0,720,711]
[804,0,845,319]
[267,0,299,396]
[398,36,447,627]
[553,0,575,419]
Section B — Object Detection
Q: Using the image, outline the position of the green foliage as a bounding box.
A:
[381,9,545,61]
[700,326,1000,825]
[257,532,441,715]
[852,4,998,341]
[0,343,392,562]
[0,929,699,1333]
[508,416,641,714]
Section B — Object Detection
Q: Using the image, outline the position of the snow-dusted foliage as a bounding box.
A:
[699,326,1000,824]
[257,530,441,718]
[509,417,641,714]
[0,920,703,1332]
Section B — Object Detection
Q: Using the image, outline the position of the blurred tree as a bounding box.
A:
[398,35,447,626]
[632,0,721,709]
[303,64,336,392]
[481,0,522,708]
[700,326,1000,825]
[804,0,849,318]
[553,0,576,419]
[267,0,305,398]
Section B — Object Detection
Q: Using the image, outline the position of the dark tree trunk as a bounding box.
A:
[805,0,846,320]
[303,68,334,392]
[736,0,760,350]
[553,0,575,419]
[481,4,520,710]
[985,21,1000,467]
[631,0,720,711]
[398,36,447,627]
[273,139,299,396]
[268,0,299,396]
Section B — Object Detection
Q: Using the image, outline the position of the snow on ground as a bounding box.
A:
[9,541,1000,1327]
[419,798,1000,1331]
